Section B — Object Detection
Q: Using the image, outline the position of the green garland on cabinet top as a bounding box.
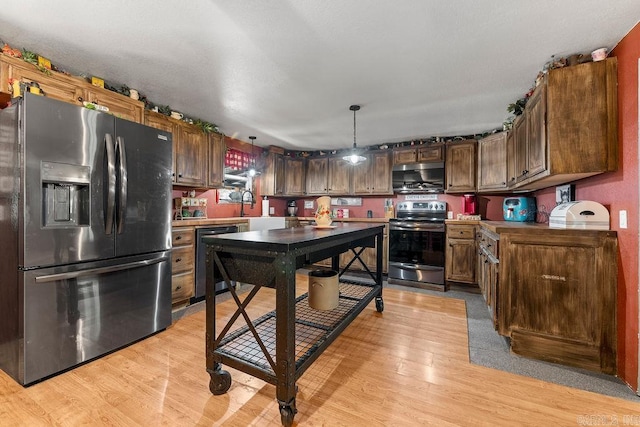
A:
[1,40,221,135]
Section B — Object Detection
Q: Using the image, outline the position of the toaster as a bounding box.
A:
[549,201,610,230]
[503,197,536,222]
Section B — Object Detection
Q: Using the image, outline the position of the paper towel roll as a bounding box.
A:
[262,198,270,217]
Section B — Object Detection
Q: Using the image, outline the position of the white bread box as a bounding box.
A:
[549,201,610,230]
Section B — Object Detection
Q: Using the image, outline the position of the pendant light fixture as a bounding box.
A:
[248,136,257,177]
[342,104,366,165]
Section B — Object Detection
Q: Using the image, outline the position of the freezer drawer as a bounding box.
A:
[7,251,171,385]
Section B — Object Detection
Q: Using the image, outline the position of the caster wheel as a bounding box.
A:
[209,369,231,395]
[280,406,296,426]
[375,297,384,313]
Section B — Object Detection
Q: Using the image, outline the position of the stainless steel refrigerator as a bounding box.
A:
[0,93,173,385]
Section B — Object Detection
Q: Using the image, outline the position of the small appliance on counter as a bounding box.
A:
[286,200,298,216]
[461,194,477,215]
[549,201,610,230]
[503,197,536,222]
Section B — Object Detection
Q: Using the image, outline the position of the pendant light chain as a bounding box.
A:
[353,106,357,149]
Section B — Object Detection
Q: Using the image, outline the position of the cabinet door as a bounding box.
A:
[417,144,444,162]
[352,155,372,194]
[445,224,477,284]
[525,84,547,179]
[498,231,617,373]
[145,111,177,182]
[477,132,508,191]
[506,131,517,187]
[83,87,144,123]
[445,238,477,283]
[513,114,528,183]
[445,140,476,193]
[328,157,350,194]
[305,157,328,195]
[1,56,84,105]
[262,152,285,196]
[207,133,225,188]
[393,148,417,164]
[370,151,393,194]
[477,248,487,296]
[488,257,499,329]
[175,123,207,187]
[284,157,305,196]
[273,154,285,195]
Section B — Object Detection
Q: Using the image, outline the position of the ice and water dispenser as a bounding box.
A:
[41,161,90,227]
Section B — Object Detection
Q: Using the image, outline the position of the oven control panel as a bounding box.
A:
[396,201,446,213]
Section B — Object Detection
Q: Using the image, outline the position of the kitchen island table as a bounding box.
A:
[202,223,385,426]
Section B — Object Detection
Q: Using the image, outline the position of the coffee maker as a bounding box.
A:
[461,194,477,215]
[286,200,298,216]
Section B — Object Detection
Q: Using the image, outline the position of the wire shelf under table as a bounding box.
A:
[214,279,379,377]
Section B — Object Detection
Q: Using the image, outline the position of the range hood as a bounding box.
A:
[392,162,445,194]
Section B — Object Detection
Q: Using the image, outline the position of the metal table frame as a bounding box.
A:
[202,223,384,426]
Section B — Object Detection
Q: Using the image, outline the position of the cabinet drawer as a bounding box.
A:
[171,272,194,303]
[447,224,476,239]
[172,246,194,274]
[478,229,499,259]
[172,227,194,246]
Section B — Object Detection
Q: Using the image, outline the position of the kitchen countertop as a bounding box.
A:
[296,217,390,223]
[172,217,249,227]
[172,216,389,228]
[451,219,618,236]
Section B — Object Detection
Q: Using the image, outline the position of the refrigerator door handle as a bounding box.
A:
[34,257,168,283]
[115,135,128,234]
[104,133,116,235]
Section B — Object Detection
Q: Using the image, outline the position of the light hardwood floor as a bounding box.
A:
[1,273,638,426]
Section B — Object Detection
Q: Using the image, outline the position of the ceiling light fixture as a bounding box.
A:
[248,136,257,177]
[342,104,366,165]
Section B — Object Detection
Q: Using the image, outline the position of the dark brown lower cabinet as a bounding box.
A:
[498,229,617,374]
[445,224,477,287]
[477,227,499,329]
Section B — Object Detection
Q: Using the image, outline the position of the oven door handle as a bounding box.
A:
[390,224,445,232]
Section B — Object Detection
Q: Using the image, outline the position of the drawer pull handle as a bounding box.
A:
[175,258,182,262]
[176,236,182,241]
[175,285,182,291]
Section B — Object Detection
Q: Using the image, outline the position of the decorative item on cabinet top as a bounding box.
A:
[1,41,221,134]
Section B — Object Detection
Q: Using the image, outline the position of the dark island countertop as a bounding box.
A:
[201,222,384,255]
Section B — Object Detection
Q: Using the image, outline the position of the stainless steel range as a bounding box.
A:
[388,201,446,290]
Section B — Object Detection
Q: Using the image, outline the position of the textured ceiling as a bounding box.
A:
[1,1,638,151]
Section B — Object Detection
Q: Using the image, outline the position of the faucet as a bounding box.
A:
[239,190,255,217]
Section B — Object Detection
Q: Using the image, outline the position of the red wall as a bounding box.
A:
[535,24,640,390]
